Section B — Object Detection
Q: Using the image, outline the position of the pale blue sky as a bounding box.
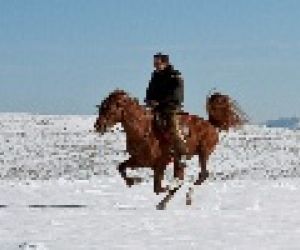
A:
[0,0,299,122]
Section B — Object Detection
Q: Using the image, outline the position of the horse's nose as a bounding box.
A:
[94,121,106,134]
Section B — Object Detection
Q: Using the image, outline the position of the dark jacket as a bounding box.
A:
[145,65,184,112]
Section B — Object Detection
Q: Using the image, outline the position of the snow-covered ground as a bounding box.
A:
[0,113,299,250]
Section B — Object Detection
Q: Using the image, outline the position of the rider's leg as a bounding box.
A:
[168,109,187,155]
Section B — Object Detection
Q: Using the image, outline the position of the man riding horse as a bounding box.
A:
[95,54,247,197]
[145,52,186,155]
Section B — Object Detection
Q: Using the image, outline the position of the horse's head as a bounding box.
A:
[94,89,130,134]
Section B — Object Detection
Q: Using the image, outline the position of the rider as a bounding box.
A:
[145,52,185,154]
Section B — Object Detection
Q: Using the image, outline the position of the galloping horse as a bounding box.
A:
[94,89,246,194]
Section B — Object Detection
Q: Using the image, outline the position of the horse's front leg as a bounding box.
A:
[174,156,185,181]
[118,158,142,187]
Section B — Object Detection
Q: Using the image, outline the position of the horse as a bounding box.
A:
[94,89,247,194]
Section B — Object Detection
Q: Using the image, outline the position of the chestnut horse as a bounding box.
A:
[94,89,246,194]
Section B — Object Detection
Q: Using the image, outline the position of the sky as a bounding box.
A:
[0,0,299,122]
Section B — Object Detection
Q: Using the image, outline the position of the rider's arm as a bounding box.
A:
[145,74,158,107]
[174,74,184,107]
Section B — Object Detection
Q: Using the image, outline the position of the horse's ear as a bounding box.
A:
[95,104,101,112]
[113,88,127,96]
[132,97,139,104]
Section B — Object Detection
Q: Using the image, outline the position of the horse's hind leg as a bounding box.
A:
[194,129,218,185]
[118,158,142,187]
[194,151,209,185]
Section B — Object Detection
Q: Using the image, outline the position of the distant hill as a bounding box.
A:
[265,117,300,129]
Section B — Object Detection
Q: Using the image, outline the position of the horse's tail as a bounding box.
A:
[206,91,249,131]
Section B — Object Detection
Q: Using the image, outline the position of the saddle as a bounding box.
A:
[152,112,190,144]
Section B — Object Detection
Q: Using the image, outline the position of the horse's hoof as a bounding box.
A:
[194,177,207,185]
[125,179,135,187]
[199,171,209,179]
[156,203,166,210]
[194,172,209,185]
[194,179,202,185]
[154,187,166,195]
[133,177,142,184]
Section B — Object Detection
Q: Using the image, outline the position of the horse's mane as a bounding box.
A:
[108,89,128,100]
[98,89,140,112]
[110,89,140,105]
